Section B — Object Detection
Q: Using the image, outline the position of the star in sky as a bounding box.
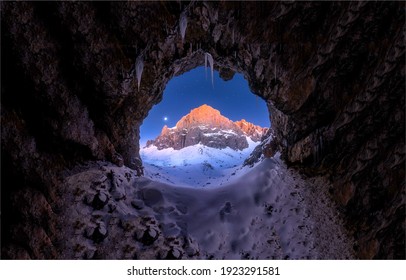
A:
[163,116,168,121]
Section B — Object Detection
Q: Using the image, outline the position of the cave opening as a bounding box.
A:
[1,1,403,261]
[139,66,270,188]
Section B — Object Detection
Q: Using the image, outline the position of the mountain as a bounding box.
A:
[235,119,268,142]
[141,140,259,187]
[146,104,268,151]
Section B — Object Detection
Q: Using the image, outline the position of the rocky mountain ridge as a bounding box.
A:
[146,104,268,151]
[2,1,403,260]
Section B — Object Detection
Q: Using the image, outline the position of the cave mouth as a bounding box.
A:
[2,1,403,260]
[139,66,270,188]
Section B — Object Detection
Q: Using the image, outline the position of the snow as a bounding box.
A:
[203,130,237,137]
[140,137,259,187]
[162,156,353,259]
[203,132,223,136]
[64,129,354,259]
[64,154,354,259]
[136,137,354,259]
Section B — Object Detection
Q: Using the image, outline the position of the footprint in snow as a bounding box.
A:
[219,202,232,222]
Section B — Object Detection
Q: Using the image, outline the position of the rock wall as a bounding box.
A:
[146,104,266,150]
[149,125,249,151]
[235,119,268,142]
[1,1,404,259]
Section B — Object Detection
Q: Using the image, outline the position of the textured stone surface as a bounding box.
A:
[57,163,200,260]
[235,119,268,142]
[146,104,267,150]
[1,1,404,259]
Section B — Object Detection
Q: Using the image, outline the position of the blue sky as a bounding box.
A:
[140,66,270,146]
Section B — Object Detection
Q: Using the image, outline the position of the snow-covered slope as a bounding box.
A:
[60,121,355,259]
[63,156,354,259]
[141,137,259,187]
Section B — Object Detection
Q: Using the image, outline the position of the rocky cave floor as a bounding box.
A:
[60,156,354,260]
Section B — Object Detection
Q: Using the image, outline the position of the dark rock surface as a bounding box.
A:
[146,104,266,150]
[1,1,404,259]
[244,129,275,167]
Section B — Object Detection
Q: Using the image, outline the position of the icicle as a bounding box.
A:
[135,56,144,91]
[209,53,214,88]
[204,52,214,87]
[179,12,188,42]
[205,52,208,79]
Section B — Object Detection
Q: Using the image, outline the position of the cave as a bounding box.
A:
[1,1,404,259]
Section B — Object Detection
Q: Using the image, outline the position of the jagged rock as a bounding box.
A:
[164,248,183,260]
[244,129,275,167]
[91,224,108,244]
[219,67,236,81]
[147,104,267,150]
[235,119,268,142]
[112,152,124,167]
[139,228,159,246]
[184,236,200,257]
[91,191,109,210]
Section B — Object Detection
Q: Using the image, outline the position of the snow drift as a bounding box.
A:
[62,154,354,259]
